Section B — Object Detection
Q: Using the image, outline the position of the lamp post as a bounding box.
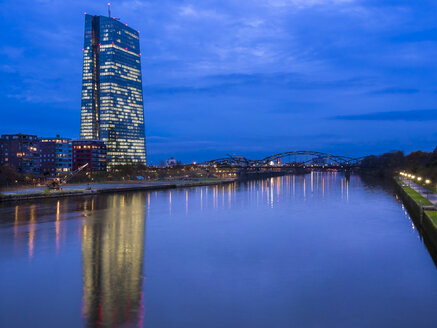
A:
[424,179,432,199]
[410,175,415,188]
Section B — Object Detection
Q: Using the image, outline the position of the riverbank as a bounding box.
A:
[0,178,237,203]
[395,177,437,249]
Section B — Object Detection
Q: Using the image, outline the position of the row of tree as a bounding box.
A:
[361,147,437,180]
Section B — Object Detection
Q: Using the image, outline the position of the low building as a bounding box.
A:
[312,156,327,166]
[0,133,40,174]
[40,135,72,175]
[72,140,107,172]
[166,157,177,167]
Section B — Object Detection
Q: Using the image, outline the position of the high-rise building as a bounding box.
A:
[80,13,147,169]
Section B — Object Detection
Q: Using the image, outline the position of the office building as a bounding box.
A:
[72,139,107,172]
[40,135,72,175]
[80,13,147,169]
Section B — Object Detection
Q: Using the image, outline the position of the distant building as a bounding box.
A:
[72,140,107,172]
[80,14,147,168]
[165,157,177,167]
[0,134,41,174]
[312,156,327,166]
[40,135,72,175]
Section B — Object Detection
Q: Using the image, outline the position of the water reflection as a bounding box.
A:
[5,194,147,327]
[4,174,437,327]
[81,194,146,327]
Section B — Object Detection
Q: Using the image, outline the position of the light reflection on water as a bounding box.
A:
[1,173,437,327]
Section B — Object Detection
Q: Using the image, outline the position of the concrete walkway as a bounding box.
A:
[0,182,166,195]
[0,180,216,196]
[400,177,437,207]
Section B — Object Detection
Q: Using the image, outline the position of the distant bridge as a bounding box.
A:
[203,151,364,168]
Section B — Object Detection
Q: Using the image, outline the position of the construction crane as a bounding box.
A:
[46,163,89,190]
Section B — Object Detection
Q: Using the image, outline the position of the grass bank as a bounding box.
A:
[395,178,437,249]
[396,180,433,206]
[426,211,437,229]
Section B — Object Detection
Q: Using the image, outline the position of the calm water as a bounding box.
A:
[1,173,437,328]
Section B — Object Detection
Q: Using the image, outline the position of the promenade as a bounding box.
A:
[1,181,176,196]
[0,179,237,202]
[400,177,437,207]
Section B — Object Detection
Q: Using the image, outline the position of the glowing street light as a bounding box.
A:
[426,179,431,184]
[417,177,422,182]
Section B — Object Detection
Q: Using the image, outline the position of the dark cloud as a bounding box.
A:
[368,88,420,95]
[391,29,437,43]
[331,109,437,121]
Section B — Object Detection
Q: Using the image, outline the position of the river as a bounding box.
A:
[1,173,437,327]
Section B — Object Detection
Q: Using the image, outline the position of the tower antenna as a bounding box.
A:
[108,2,111,18]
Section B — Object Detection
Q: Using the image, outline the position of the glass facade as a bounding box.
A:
[80,15,147,169]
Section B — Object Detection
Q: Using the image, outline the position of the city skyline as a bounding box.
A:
[1,1,437,163]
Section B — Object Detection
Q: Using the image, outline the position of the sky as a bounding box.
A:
[0,0,437,163]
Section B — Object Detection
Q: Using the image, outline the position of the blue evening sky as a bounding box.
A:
[1,0,436,163]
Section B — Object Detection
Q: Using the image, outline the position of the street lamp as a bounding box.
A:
[417,177,422,182]
[425,179,431,184]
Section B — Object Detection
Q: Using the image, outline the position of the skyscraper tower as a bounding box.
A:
[80,13,147,167]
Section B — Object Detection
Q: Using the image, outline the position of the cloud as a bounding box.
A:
[2,0,437,161]
[178,5,225,19]
[331,109,437,121]
[0,65,16,73]
[368,87,420,95]
[0,46,25,60]
[265,0,356,9]
[391,28,437,43]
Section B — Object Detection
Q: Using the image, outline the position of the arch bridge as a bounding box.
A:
[203,151,363,168]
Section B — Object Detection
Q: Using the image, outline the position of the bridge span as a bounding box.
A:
[201,151,363,179]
